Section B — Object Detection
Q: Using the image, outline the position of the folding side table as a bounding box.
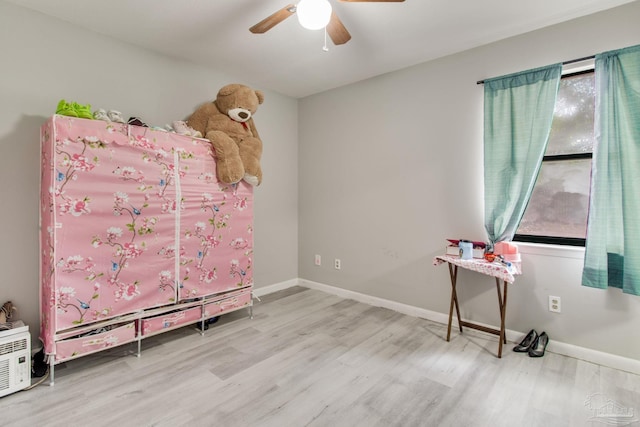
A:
[433,254,521,358]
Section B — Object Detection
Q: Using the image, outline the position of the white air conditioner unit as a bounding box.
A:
[0,322,31,398]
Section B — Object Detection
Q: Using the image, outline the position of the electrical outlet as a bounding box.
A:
[549,295,561,313]
[334,258,341,270]
[314,254,321,266]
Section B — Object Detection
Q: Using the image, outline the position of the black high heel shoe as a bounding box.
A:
[528,332,549,357]
[513,329,538,352]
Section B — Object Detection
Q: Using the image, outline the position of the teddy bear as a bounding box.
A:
[187,84,264,186]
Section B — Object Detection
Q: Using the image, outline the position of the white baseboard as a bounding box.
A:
[548,341,640,376]
[300,279,451,325]
[299,279,524,343]
[255,278,640,375]
[252,279,300,298]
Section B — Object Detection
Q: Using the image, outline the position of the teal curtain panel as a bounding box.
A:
[483,64,562,246]
[582,44,640,296]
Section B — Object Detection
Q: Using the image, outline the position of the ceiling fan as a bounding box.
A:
[250,0,405,46]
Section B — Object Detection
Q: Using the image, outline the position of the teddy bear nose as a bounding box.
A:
[239,112,249,119]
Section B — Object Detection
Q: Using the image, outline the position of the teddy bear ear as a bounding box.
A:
[218,84,241,97]
[255,90,265,105]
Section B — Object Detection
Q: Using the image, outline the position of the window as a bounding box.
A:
[514,68,595,246]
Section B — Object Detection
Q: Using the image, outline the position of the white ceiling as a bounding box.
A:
[8,0,637,98]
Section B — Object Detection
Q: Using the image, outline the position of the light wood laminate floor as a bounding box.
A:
[3,287,639,426]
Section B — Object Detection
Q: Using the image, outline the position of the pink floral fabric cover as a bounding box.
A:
[40,115,253,353]
[54,322,136,362]
[433,254,521,283]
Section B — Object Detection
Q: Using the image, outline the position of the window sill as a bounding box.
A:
[514,241,585,260]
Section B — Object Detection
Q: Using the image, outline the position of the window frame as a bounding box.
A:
[513,68,594,247]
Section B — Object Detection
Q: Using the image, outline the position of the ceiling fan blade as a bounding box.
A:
[339,0,404,2]
[249,4,296,34]
[327,11,351,45]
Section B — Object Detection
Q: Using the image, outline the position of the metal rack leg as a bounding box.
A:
[134,319,142,356]
[250,292,260,320]
[49,357,55,386]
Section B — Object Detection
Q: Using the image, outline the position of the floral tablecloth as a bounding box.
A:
[433,254,521,283]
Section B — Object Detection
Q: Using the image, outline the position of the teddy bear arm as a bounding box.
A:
[206,130,245,184]
[238,136,263,186]
[248,119,261,139]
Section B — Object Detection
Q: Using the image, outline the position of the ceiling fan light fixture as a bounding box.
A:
[297,0,332,30]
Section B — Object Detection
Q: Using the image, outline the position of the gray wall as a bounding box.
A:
[298,2,640,361]
[0,1,298,345]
